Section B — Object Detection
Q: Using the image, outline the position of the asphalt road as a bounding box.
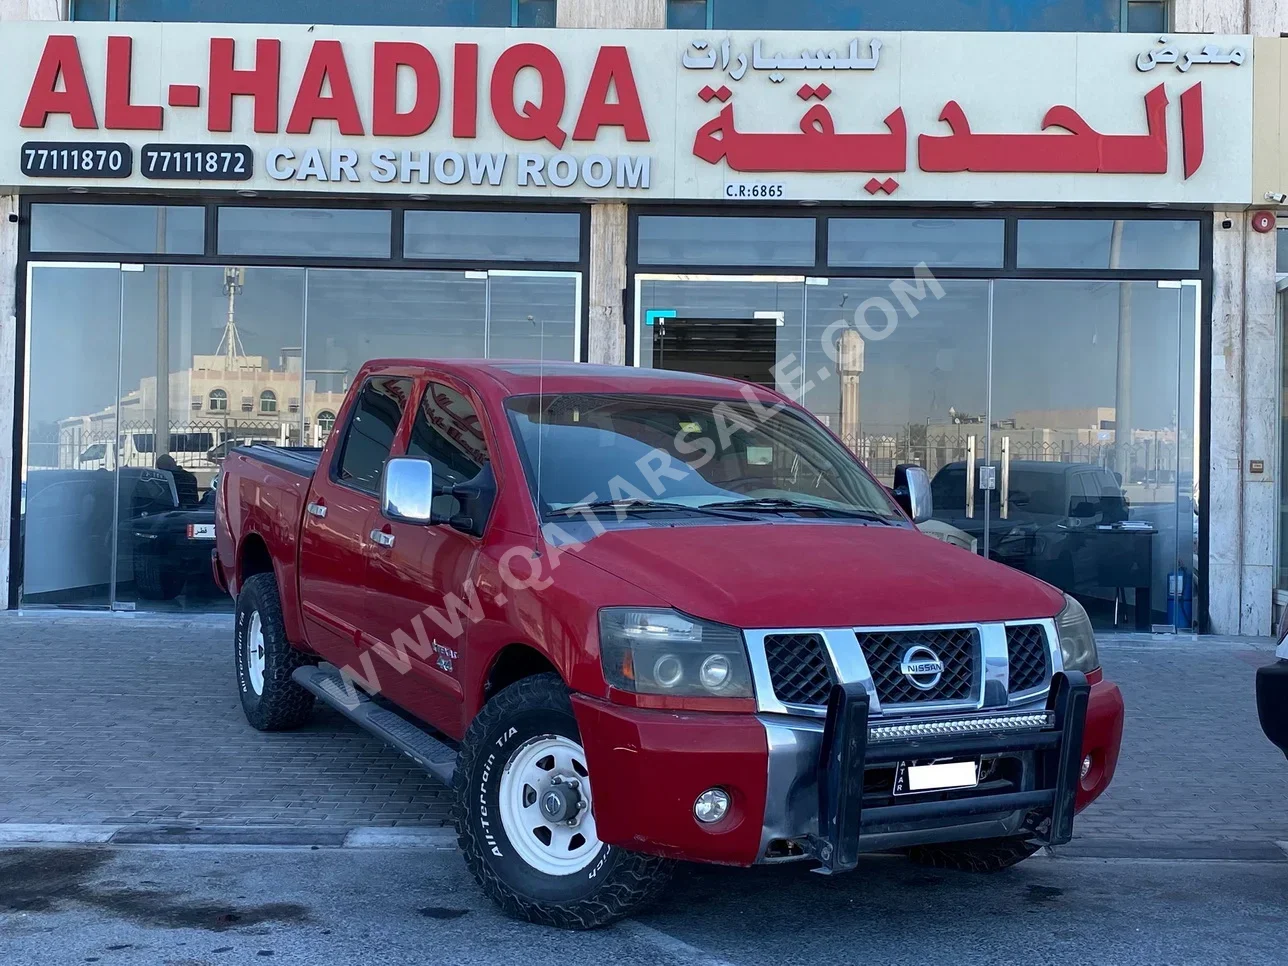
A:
[2,843,1283,966]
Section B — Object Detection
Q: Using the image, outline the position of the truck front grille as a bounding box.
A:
[1005,624,1051,693]
[764,633,836,706]
[857,627,978,706]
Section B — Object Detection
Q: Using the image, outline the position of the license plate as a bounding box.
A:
[188,524,216,540]
[893,759,979,795]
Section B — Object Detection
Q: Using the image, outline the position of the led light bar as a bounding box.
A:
[867,711,1053,743]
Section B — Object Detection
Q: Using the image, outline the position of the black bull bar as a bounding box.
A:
[810,671,1090,874]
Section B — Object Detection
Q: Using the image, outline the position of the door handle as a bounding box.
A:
[369,529,395,548]
[965,435,976,520]
[1000,436,1011,521]
[306,502,327,519]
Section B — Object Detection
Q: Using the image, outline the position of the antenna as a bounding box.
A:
[215,267,247,369]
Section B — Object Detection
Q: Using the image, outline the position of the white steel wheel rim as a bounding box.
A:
[498,734,600,876]
[246,612,266,696]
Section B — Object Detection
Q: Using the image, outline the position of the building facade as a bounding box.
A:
[0,0,1279,637]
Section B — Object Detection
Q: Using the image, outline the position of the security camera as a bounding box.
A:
[1267,191,1288,205]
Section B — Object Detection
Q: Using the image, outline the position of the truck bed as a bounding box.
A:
[216,444,324,640]
[232,444,323,478]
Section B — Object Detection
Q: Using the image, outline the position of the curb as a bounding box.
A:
[0,824,458,849]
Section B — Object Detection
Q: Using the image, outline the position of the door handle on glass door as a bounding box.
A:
[306,502,327,519]
[965,435,976,519]
[1000,436,1010,521]
[370,529,395,548]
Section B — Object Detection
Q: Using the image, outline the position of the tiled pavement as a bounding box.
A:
[1,612,1285,853]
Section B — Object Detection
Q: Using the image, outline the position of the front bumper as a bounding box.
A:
[573,672,1123,869]
[1256,659,1288,756]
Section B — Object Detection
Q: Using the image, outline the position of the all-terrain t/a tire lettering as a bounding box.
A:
[234,571,316,731]
[453,672,672,929]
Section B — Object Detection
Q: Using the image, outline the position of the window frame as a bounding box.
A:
[208,388,228,413]
[72,0,547,25]
[330,375,415,498]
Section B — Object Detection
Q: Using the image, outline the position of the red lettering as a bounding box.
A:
[372,42,440,137]
[287,40,364,136]
[572,46,649,142]
[208,38,280,133]
[453,43,478,138]
[20,35,98,130]
[489,43,566,149]
[105,36,163,130]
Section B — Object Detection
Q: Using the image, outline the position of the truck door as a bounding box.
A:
[361,377,490,735]
[298,375,413,673]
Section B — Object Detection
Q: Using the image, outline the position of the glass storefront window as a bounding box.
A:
[20,198,587,613]
[1126,0,1167,31]
[670,0,1135,30]
[218,207,392,259]
[635,271,1198,631]
[828,218,1005,269]
[30,204,204,255]
[72,0,545,26]
[637,216,816,267]
[404,210,581,262]
[1017,219,1200,271]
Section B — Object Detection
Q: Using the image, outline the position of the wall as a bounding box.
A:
[1178,0,1284,633]
[556,0,663,28]
[558,0,664,363]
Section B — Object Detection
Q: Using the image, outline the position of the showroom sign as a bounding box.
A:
[0,23,1257,203]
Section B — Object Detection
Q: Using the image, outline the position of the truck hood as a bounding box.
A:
[570,522,1065,628]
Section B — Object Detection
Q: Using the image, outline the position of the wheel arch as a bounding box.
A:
[480,643,561,707]
[236,531,275,589]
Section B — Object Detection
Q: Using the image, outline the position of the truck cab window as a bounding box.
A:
[335,377,412,495]
[407,382,490,515]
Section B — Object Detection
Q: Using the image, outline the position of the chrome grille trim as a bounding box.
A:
[746,618,1060,718]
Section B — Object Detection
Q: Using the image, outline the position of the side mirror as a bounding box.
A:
[382,457,436,524]
[893,464,933,523]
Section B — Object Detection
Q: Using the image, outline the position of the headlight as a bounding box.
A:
[599,608,753,698]
[1055,594,1100,673]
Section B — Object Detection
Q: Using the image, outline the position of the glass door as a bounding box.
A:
[115,265,307,611]
[802,279,991,564]
[21,263,124,608]
[635,274,806,397]
[987,279,1195,631]
[486,270,583,362]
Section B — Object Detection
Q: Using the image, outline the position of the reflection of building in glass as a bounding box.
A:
[52,353,346,486]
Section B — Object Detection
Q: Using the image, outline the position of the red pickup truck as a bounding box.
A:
[213,359,1124,929]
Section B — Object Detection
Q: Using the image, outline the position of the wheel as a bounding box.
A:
[234,571,315,731]
[453,673,673,929]
[133,553,184,600]
[907,836,1042,872]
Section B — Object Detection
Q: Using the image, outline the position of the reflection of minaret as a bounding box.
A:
[837,328,865,448]
[215,267,247,370]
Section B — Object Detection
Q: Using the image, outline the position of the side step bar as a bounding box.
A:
[293,665,458,786]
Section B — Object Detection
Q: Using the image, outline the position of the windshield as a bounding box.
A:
[505,392,901,521]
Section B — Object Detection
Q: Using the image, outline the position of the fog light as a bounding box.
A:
[1080,754,1093,780]
[694,788,730,824]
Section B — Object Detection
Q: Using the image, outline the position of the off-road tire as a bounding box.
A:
[453,673,673,929]
[133,554,184,600]
[234,572,315,731]
[907,836,1042,872]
